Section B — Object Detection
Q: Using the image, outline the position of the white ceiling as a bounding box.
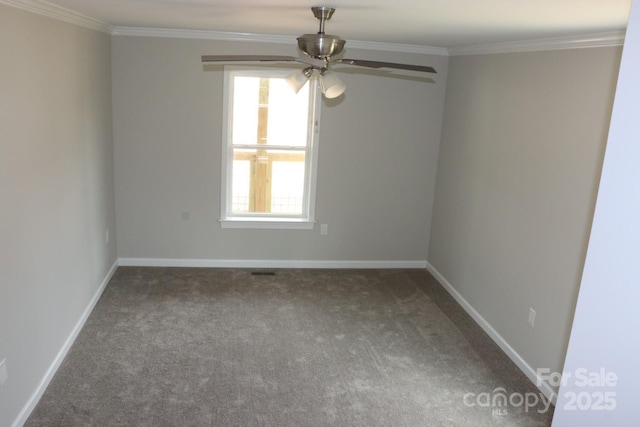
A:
[40,0,631,48]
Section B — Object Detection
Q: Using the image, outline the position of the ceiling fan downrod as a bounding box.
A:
[312,6,335,35]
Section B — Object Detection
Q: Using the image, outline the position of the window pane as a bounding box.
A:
[230,148,305,214]
[231,77,260,146]
[231,159,250,213]
[271,159,305,214]
[266,79,309,147]
[231,76,309,147]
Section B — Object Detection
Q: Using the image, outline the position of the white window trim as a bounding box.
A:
[219,67,321,230]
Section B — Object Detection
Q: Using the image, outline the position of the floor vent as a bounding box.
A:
[251,271,276,276]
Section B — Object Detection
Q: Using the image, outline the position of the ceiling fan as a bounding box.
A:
[201,6,437,98]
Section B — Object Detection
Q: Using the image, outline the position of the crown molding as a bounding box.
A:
[448,31,625,56]
[111,26,449,56]
[1,0,112,33]
[111,26,296,45]
[347,39,448,56]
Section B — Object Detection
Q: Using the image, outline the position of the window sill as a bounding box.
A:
[219,217,315,230]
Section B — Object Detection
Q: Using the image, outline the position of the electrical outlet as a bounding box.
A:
[320,224,328,235]
[0,359,7,386]
[528,308,536,327]
[105,229,109,245]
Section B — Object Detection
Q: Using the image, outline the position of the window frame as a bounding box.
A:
[219,67,321,229]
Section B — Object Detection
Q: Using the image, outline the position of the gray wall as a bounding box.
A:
[0,6,116,426]
[428,46,622,390]
[111,36,448,264]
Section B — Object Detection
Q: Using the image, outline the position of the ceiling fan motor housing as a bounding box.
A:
[297,33,345,59]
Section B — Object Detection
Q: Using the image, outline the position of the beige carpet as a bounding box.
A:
[26,267,553,426]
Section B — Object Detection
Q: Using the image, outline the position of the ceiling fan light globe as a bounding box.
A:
[285,68,312,93]
[320,71,346,99]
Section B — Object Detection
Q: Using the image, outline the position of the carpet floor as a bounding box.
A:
[26,268,554,426]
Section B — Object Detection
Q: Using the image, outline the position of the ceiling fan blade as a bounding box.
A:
[201,55,324,69]
[336,59,436,73]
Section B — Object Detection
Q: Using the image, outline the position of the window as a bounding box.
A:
[219,68,321,229]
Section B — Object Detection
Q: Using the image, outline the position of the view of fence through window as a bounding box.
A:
[230,75,310,215]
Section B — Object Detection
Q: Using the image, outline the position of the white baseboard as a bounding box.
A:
[12,259,118,427]
[118,258,428,269]
[425,261,557,404]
